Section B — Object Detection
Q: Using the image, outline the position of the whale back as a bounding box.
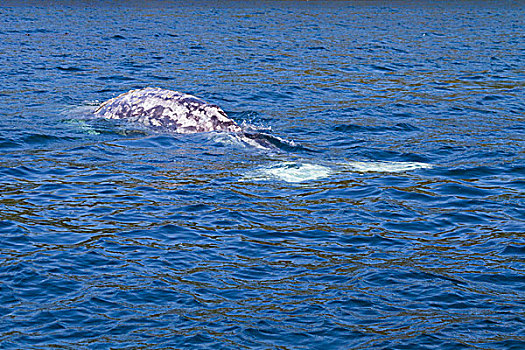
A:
[94,87,242,134]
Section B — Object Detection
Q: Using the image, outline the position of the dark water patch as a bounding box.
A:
[56,66,87,72]
[438,166,505,180]
[434,144,468,156]
[189,45,205,50]
[501,244,525,258]
[466,272,525,287]
[148,74,172,81]
[0,165,41,180]
[246,90,293,102]
[334,122,419,134]
[21,133,74,146]
[369,64,395,72]
[435,182,493,198]
[307,46,327,51]
[96,75,136,82]
[106,34,126,40]
[481,94,507,101]
[94,88,120,94]
[486,340,525,350]
[0,139,22,149]
[356,148,429,163]
[122,61,155,70]
[6,28,53,34]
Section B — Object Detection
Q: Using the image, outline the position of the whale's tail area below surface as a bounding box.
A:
[242,161,433,183]
[344,161,433,173]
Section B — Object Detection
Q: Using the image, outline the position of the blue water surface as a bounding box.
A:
[0,2,524,349]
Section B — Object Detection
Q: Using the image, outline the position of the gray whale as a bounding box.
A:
[95,87,286,150]
[95,87,242,134]
[95,87,277,149]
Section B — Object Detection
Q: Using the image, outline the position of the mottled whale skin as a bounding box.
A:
[95,87,242,134]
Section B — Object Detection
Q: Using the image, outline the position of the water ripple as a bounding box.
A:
[0,2,524,349]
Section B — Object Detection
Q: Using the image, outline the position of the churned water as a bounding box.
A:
[1,2,524,349]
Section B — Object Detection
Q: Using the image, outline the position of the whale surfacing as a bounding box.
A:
[94,87,242,134]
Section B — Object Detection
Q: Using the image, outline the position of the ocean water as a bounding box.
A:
[0,2,524,349]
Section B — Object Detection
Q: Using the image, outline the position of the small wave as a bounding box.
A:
[369,64,395,72]
[307,46,328,51]
[0,139,22,150]
[189,45,205,50]
[56,66,87,72]
[243,162,331,183]
[345,161,432,173]
[96,75,135,82]
[107,34,126,40]
[22,133,74,146]
[334,122,419,133]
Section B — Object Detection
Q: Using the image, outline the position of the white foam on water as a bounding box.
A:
[63,119,100,135]
[345,161,432,173]
[243,162,331,183]
[240,120,272,133]
[209,132,262,150]
[60,104,102,135]
[209,132,241,147]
